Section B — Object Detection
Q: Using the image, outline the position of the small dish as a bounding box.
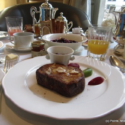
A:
[0,31,8,39]
[6,44,32,52]
[46,46,74,65]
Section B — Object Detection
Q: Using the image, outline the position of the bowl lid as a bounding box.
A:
[56,12,67,22]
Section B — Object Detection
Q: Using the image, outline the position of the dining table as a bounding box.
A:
[0,37,125,125]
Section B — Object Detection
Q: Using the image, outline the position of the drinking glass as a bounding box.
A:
[5,17,23,41]
[87,25,112,61]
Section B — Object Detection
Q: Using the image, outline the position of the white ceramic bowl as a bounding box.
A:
[42,33,87,50]
[47,46,74,65]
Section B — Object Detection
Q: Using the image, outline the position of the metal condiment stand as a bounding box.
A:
[110,6,125,56]
[30,0,58,35]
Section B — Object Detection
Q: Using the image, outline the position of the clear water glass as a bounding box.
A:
[5,16,23,41]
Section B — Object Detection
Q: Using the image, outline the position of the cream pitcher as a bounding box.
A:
[56,12,73,33]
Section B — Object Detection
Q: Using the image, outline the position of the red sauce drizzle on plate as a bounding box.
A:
[68,63,79,68]
[88,77,104,85]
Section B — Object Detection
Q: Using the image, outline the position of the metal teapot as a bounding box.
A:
[30,0,58,25]
[56,12,73,33]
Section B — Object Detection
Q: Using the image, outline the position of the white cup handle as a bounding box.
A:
[68,21,73,31]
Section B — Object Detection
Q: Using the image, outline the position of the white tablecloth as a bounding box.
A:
[0,39,125,125]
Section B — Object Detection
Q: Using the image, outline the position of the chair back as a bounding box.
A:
[0,2,91,31]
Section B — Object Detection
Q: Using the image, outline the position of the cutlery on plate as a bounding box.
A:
[109,55,125,73]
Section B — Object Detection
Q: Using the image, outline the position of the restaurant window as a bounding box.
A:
[100,0,125,30]
[103,0,125,21]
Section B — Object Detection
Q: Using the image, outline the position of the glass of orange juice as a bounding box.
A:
[87,25,112,61]
[5,17,23,41]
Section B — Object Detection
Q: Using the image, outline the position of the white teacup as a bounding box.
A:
[12,32,34,49]
[72,27,82,34]
[46,46,74,65]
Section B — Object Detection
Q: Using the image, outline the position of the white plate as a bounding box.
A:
[0,41,4,50]
[6,44,31,52]
[0,69,5,85]
[0,31,8,39]
[2,56,125,119]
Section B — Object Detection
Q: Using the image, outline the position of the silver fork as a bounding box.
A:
[3,58,17,73]
[0,57,18,113]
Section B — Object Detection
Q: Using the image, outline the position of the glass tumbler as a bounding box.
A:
[5,16,23,41]
[87,25,112,61]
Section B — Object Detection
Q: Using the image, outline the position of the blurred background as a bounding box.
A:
[0,0,125,25]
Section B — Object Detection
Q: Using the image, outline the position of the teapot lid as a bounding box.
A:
[56,12,67,22]
[40,0,53,9]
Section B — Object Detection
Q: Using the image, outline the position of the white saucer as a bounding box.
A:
[14,47,32,51]
[6,44,32,52]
